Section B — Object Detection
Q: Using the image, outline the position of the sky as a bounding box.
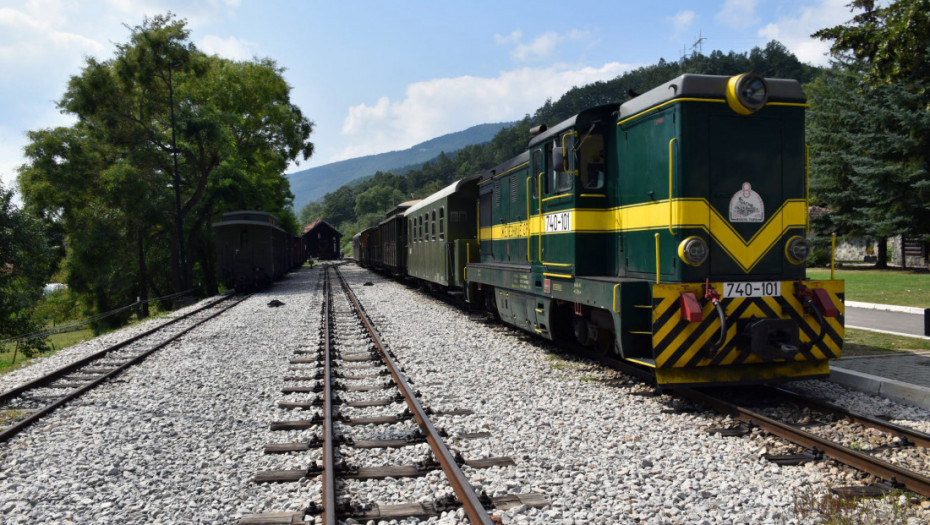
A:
[0,0,857,197]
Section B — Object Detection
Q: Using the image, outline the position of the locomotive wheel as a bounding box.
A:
[572,316,596,347]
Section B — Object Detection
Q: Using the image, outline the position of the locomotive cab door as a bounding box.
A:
[537,134,576,274]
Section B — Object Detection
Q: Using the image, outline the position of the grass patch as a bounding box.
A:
[793,489,909,524]
[808,268,930,307]
[0,328,95,375]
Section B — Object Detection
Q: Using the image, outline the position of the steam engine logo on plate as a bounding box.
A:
[728,182,764,223]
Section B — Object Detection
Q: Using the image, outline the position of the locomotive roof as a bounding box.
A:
[477,151,531,185]
[405,173,481,216]
[618,73,806,120]
[528,106,617,149]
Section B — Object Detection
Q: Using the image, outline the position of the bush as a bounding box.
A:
[808,248,832,268]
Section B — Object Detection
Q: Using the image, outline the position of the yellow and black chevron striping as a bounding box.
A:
[650,281,844,369]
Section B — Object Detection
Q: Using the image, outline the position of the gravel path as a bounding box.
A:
[1,262,928,524]
[342,264,930,525]
[0,267,324,523]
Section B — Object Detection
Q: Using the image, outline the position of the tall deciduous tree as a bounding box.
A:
[19,13,313,324]
[0,182,54,354]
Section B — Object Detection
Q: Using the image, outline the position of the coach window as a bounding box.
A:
[439,207,445,241]
[431,210,437,240]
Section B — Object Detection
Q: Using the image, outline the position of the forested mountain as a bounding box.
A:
[287,122,509,210]
[300,41,822,249]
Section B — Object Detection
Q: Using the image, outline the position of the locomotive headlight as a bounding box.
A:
[726,73,768,115]
[785,236,811,265]
[678,236,709,266]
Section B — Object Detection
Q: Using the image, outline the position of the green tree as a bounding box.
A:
[354,185,406,217]
[19,13,313,321]
[814,0,930,89]
[299,200,324,226]
[813,0,930,262]
[0,183,54,357]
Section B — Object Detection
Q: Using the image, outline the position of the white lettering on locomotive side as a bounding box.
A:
[544,211,571,232]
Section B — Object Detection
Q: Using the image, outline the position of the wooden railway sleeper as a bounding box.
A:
[833,479,906,499]
[705,422,754,437]
[872,436,915,453]
[763,446,824,466]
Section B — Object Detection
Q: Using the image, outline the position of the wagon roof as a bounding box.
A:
[405,173,481,216]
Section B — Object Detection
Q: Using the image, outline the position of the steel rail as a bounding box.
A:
[0,293,234,405]
[772,386,930,449]
[680,387,930,497]
[0,293,246,444]
[321,269,338,525]
[333,266,494,525]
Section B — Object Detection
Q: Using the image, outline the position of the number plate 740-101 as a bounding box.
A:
[722,281,781,298]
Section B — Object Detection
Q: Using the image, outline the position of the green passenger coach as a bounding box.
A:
[405,174,481,290]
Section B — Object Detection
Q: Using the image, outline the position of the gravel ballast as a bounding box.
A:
[0,263,928,524]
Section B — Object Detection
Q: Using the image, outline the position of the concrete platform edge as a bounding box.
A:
[846,301,925,315]
[830,365,930,409]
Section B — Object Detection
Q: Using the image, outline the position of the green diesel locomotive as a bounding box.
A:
[358,72,844,386]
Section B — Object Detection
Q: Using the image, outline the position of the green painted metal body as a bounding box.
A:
[465,74,821,378]
[406,175,480,289]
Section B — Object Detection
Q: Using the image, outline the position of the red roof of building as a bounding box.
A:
[301,218,342,237]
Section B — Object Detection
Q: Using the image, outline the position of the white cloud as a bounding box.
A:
[716,0,760,28]
[494,30,522,45]
[499,29,592,62]
[0,126,27,192]
[757,0,852,66]
[199,34,258,60]
[0,7,105,71]
[671,10,696,36]
[513,31,561,61]
[334,62,633,161]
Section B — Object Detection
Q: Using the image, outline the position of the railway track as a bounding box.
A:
[678,385,930,498]
[0,293,246,443]
[243,264,546,524]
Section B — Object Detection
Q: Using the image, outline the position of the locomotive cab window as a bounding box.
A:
[579,130,606,190]
[549,139,573,193]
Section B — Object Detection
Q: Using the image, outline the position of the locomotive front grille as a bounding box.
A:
[650,280,844,370]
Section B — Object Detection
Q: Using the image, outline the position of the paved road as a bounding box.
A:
[846,306,927,337]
